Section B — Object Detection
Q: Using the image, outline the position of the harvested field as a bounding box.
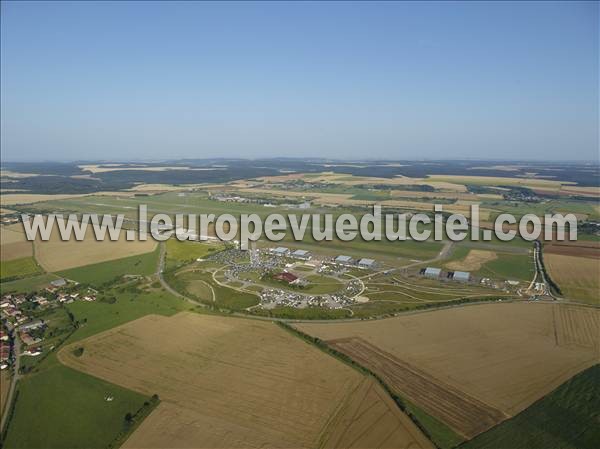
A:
[545,254,600,304]
[296,302,599,438]
[59,313,430,449]
[34,226,157,272]
[554,305,600,349]
[0,193,89,206]
[445,250,497,272]
[322,377,434,449]
[544,241,600,259]
[1,224,32,261]
[328,337,506,439]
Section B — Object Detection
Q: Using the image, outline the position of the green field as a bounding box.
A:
[462,364,600,449]
[165,238,223,269]
[57,248,160,286]
[256,272,344,294]
[2,273,194,448]
[2,358,150,449]
[65,286,193,343]
[0,273,61,294]
[0,257,42,281]
[479,253,534,282]
[166,269,259,311]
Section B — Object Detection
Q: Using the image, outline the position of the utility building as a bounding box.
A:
[291,249,311,260]
[335,255,354,265]
[423,267,442,278]
[358,258,376,269]
[453,271,471,282]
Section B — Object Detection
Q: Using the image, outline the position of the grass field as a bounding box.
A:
[0,273,61,294]
[256,272,345,294]
[545,254,600,305]
[58,247,160,286]
[59,312,432,449]
[172,269,259,310]
[297,302,599,441]
[34,226,157,272]
[64,287,193,343]
[461,364,600,449]
[0,370,10,421]
[0,256,42,280]
[2,360,151,449]
[164,238,223,269]
[478,252,534,282]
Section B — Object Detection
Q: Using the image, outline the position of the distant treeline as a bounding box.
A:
[2,159,599,195]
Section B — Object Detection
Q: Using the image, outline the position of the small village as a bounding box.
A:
[0,278,96,371]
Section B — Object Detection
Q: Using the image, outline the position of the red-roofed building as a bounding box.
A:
[274,272,298,284]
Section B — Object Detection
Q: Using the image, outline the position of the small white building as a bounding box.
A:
[423,267,442,278]
[271,247,290,256]
[291,249,311,260]
[452,271,471,282]
[335,255,354,265]
[358,258,376,269]
[50,278,67,287]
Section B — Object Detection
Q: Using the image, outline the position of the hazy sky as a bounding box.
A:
[1,1,598,162]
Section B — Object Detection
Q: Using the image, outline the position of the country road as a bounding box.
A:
[0,329,21,435]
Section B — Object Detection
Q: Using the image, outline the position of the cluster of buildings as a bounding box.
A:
[269,247,312,260]
[0,330,9,369]
[259,288,355,310]
[268,247,377,270]
[421,267,471,282]
[0,279,98,369]
[1,282,95,328]
[334,255,376,269]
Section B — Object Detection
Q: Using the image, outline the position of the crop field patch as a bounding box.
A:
[322,377,434,449]
[544,241,600,259]
[59,313,430,449]
[545,254,600,304]
[327,337,507,439]
[1,256,42,280]
[554,305,600,349]
[34,226,157,272]
[296,302,599,436]
[445,250,497,272]
[1,224,33,261]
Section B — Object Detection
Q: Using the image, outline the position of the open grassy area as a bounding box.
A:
[2,278,195,448]
[257,272,345,294]
[2,361,151,449]
[0,273,61,294]
[57,247,160,286]
[65,286,193,343]
[164,238,223,269]
[478,253,534,282]
[0,256,42,280]
[461,364,600,449]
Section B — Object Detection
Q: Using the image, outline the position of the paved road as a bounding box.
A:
[0,329,21,435]
[155,242,207,308]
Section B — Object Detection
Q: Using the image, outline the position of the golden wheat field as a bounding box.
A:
[296,302,599,438]
[33,225,156,271]
[0,224,32,261]
[59,313,431,449]
[545,254,600,304]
